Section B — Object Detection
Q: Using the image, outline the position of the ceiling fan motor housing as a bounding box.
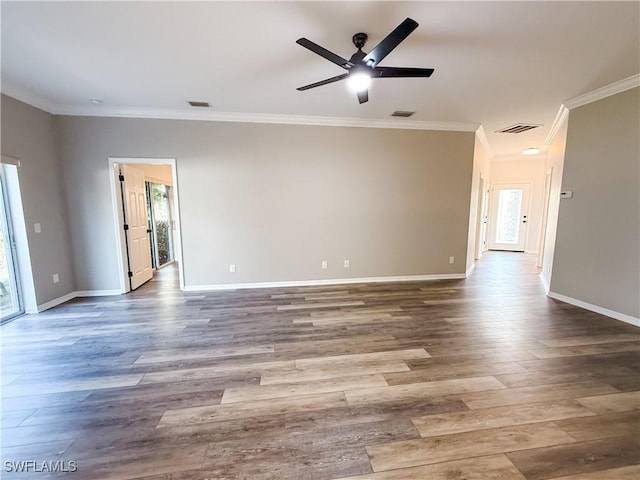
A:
[352,32,368,50]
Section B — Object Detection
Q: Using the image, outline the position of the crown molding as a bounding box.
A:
[545,104,570,145]
[1,86,478,132]
[564,74,640,110]
[1,83,58,114]
[53,106,479,132]
[475,125,493,159]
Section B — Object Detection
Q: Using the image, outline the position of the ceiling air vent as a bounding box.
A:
[391,110,415,118]
[495,123,541,134]
[188,101,211,108]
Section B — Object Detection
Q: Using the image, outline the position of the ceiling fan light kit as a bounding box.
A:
[347,70,371,93]
[296,18,434,104]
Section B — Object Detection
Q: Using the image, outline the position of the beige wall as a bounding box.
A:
[137,164,173,186]
[490,157,546,254]
[466,132,491,272]
[550,87,639,319]
[0,95,76,306]
[55,116,476,290]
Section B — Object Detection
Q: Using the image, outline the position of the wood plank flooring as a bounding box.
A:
[1,252,639,479]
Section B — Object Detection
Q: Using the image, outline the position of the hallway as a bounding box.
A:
[1,253,638,479]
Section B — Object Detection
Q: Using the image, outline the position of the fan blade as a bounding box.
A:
[372,66,435,78]
[296,38,354,69]
[363,18,419,67]
[357,89,369,104]
[297,73,349,91]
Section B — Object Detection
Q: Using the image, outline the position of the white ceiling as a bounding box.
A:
[2,1,638,159]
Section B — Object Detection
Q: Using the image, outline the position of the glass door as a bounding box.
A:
[150,183,174,268]
[0,167,23,323]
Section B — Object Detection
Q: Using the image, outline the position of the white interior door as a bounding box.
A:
[488,183,531,252]
[121,164,153,290]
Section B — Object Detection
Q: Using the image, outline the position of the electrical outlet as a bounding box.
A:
[52,273,60,283]
[344,260,350,268]
[34,223,41,233]
[449,256,455,264]
[229,264,236,273]
[321,260,328,269]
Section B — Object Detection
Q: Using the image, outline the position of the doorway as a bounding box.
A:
[146,182,175,269]
[488,183,531,252]
[109,158,184,294]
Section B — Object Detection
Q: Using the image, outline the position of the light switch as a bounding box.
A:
[34,223,41,233]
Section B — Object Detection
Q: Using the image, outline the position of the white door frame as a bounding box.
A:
[108,157,184,293]
[474,174,488,260]
[537,167,553,267]
[487,182,532,252]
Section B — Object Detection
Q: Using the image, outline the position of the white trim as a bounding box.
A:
[108,157,185,293]
[24,289,122,314]
[548,291,640,328]
[465,264,475,278]
[1,83,59,115]
[539,273,550,294]
[26,292,76,314]
[184,273,467,292]
[0,89,478,133]
[475,125,493,159]
[545,105,569,145]
[487,182,533,252]
[1,88,479,132]
[0,154,21,167]
[546,76,640,145]
[75,289,121,297]
[564,74,640,110]
[55,108,479,132]
[108,161,128,294]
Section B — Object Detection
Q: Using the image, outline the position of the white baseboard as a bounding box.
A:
[465,264,475,278]
[548,290,640,328]
[25,289,122,314]
[75,289,121,297]
[184,272,467,292]
[26,292,77,314]
[539,273,551,294]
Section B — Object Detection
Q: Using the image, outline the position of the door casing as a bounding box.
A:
[487,182,532,252]
[108,158,184,293]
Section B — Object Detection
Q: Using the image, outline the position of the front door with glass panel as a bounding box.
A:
[488,183,531,252]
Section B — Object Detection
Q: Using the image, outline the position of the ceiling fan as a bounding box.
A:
[296,18,434,104]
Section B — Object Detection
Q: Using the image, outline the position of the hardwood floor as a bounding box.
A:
[1,252,638,479]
